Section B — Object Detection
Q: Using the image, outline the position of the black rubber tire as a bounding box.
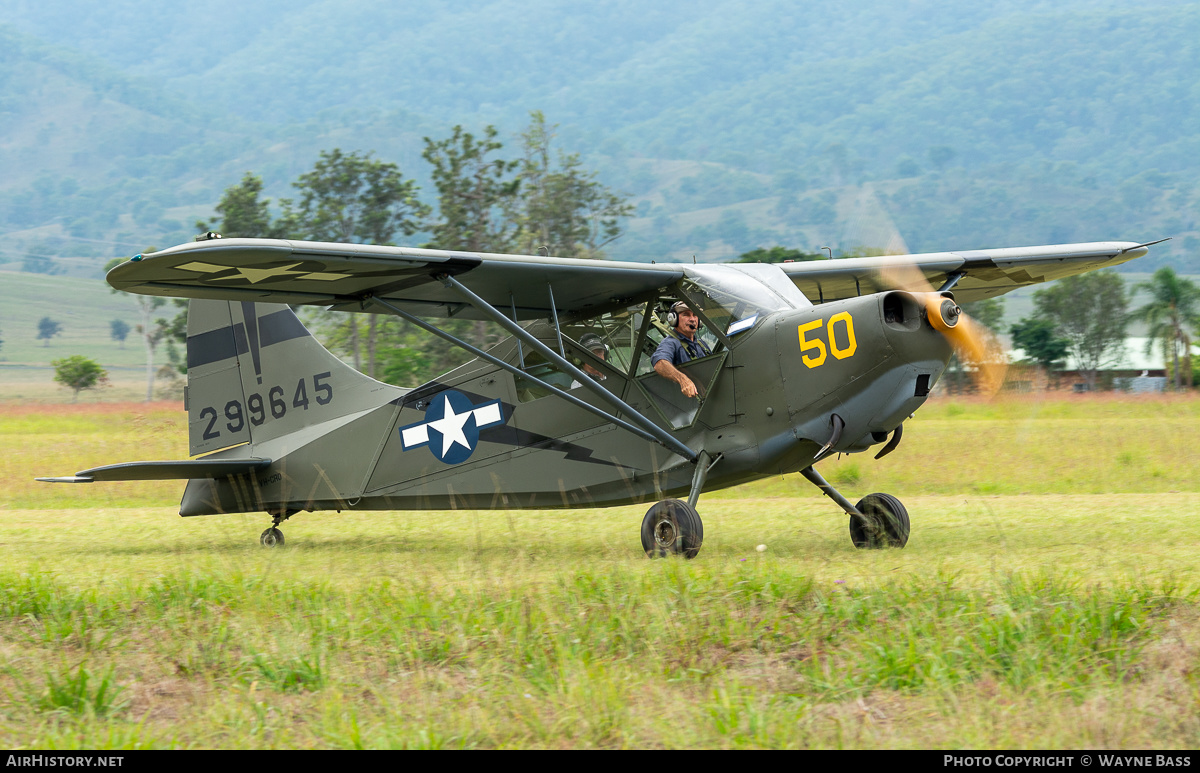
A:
[641,499,704,559]
[849,493,910,549]
[260,527,285,547]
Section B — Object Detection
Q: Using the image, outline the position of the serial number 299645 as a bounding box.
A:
[197,372,333,440]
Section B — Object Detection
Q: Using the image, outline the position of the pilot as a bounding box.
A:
[652,301,711,398]
[571,333,608,388]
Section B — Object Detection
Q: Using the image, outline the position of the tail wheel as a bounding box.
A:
[849,493,909,549]
[641,499,704,559]
[260,527,285,547]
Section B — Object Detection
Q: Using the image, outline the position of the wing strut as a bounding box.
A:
[437,275,700,463]
[547,283,566,357]
[369,296,698,462]
[938,272,965,292]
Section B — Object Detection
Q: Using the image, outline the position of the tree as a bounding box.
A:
[110,319,130,348]
[1010,318,1070,373]
[963,298,1005,333]
[160,300,189,377]
[1033,270,1128,390]
[423,125,521,353]
[379,346,431,387]
[194,172,285,238]
[736,246,826,263]
[287,149,429,245]
[37,317,62,346]
[52,355,108,403]
[513,111,634,258]
[1131,266,1200,390]
[284,149,429,378]
[423,125,521,254]
[105,255,165,401]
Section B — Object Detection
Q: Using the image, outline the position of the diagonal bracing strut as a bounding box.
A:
[438,276,699,462]
[369,296,698,462]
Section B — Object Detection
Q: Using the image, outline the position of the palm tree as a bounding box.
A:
[1132,267,1200,389]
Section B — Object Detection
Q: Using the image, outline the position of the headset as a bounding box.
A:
[666,301,692,328]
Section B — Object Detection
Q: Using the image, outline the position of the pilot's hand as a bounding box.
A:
[680,379,698,398]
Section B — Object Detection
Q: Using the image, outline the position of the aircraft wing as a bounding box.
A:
[775,241,1153,304]
[108,238,1153,315]
[108,239,685,320]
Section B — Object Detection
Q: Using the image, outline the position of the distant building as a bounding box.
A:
[1010,337,1198,392]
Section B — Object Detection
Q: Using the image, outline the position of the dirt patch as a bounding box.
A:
[0,401,182,416]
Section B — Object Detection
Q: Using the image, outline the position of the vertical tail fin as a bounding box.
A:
[185,300,401,456]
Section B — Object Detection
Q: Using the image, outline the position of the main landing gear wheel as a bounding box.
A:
[641,499,704,559]
[260,527,285,548]
[849,493,910,549]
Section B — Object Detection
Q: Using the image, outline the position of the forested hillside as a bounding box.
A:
[1,0,1196,271]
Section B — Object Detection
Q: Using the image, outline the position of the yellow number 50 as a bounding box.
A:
[798,312,857,368]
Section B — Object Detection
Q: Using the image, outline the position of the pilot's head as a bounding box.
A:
[670,301,699,336]
[580,333,607,361]
[579,333,607,378]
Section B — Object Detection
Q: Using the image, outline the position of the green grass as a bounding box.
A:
[2,396,1200,748]
[0,271,165,368]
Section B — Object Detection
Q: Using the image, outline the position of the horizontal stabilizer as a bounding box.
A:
[38,458,271,484]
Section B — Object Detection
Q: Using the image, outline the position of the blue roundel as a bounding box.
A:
[398,390,507,465]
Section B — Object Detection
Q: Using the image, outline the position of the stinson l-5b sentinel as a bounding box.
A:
[40,236,1160,555]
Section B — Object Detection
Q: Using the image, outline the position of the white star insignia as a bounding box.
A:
[426,396,474,456]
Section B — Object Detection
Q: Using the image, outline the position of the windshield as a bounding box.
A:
[680,264,808,335]
[726,263,814,309]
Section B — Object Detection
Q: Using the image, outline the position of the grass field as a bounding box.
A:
[2,395,1200,748]
[0,271,162,369]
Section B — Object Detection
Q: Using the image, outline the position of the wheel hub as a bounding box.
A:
[653,518,678,548]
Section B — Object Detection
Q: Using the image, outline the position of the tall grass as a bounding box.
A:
[1,397,1200,747]
[0,564,1190,748]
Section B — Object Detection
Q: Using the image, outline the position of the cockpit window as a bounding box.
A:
[726,263,814,309]
[559,306,642,376]
[679,264,805,336]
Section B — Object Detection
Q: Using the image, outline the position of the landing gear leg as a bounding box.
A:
[687,450,714,509]
[799,466,909,549]
[259,509,296,548]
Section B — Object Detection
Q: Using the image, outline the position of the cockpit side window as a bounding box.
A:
[514,317,629,402]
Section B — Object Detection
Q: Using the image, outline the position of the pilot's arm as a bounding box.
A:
[654,359,698,398]
[651,338,698,398]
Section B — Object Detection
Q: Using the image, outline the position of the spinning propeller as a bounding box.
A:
[881,264,1008,395]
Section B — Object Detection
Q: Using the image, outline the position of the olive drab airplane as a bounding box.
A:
[39,236,1161,555]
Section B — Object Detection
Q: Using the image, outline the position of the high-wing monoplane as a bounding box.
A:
[40,236,1159,555]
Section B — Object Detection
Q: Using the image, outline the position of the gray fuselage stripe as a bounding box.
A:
[258,309,310,347]
[187,324,249,369]
[186,309,310,369]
